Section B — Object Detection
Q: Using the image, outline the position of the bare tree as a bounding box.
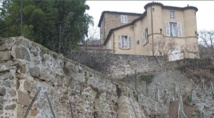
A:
[198,30,214,59]
[199,30,214,48]
[151,36,175,68]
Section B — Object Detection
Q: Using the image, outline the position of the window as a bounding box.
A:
[166,22,182,37]
[118,35,131,49]
[121,15,128,23]
[142,29,148,45]
[170,11,175,19]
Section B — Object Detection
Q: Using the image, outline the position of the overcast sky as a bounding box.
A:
[85,1,214,39]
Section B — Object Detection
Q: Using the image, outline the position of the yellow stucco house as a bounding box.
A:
[98,2,199,61]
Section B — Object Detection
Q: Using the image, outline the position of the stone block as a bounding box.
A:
[0,43,7,51]
[0,97,4,103]
[3,81,11,88]
[0,103,3,110]
[17,106,24,118]
[0,87,5,96]
[39,69,52,82]
[19,64,27,73]
[30,109,38,117]
[6,37,16,49]
[5,104,16,110]
[0,97,4,110]
[14,47,31,61]
[9,89,16,97]
[23,80,32,92]
[29,66,40,78]
[0,51,11,61]
[17,90,30,106]
[0,72,13,80]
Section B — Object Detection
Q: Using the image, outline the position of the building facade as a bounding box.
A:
[98,11,142,44]
[98,2,199,61]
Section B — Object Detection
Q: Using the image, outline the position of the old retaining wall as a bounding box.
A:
[2,37,212,118]
[71,52,166,79]
[105,54,165,79]
[0,37,167,118]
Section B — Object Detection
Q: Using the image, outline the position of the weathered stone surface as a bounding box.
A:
[4,81,11,88]
[29,66,40,78]
[39,68,53,81]
[0,97,4,110]
[0,97,4,103]
[0,103,3,110]
[6,37,16,49]
[15,47,31,61]
[5,104,16,110]
[23,80,32,92]
[17,90,30,106]
[31,109,38,117]
[0,51,11,61]
[18,64,27,73]
[9,89,16,97]
[0,88,5,96]
[0,72,13,80]
[0,43,7,51]
[17,106,23,118]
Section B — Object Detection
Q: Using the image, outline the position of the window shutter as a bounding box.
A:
[177,23,182,37]
[125,16,128,23]
[142,31,145,44]
[121,36,123,48]
[128,36,131,48]
[145,31,148,43]
[118,36,121,48]
[165,21,170,36]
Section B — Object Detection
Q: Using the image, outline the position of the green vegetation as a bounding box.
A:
[0,0,93,55]
[139,74,154,84]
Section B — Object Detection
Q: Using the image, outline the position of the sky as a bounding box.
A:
[85,1,214,39]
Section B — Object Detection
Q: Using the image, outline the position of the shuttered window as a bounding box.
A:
[166,22,170,36]
[121,15,128,23]
[118,35,131,49]
[165,21,182,37]
[177,23,182,37]
[142,30,148,45]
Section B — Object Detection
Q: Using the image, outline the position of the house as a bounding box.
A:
[98,2,199,61]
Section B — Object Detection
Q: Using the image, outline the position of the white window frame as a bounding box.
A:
[170,11,175,19]
[118,35,131,49]
[165,22,182,37]
[121,15,128,23]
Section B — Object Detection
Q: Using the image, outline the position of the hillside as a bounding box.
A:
[0,37,213,118]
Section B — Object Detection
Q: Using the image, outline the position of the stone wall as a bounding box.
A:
[105,54,165,79]
[0,37,167,118]
[71,53,165,79]
[1,36,213,118]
